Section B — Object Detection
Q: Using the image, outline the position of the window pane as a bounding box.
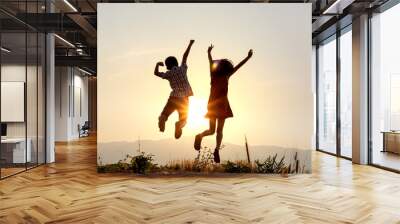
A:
[318,37,337,154]
[340,29,352,158]
[371,4,400,171]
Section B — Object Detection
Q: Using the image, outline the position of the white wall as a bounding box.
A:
[55,67,89,141]
[1,65,37,138]
[71,72,89,138]
[55,67,70,141]
[1,65,28,142]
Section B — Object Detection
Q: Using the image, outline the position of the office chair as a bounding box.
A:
[79,121,90,138]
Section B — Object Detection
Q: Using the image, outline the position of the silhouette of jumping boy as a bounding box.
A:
[154,40,195,139]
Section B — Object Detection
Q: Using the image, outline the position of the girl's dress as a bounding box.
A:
[205,73,233,119]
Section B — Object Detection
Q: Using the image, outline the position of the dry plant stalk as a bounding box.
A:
[245,135,251,164]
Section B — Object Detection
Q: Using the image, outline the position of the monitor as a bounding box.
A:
[1,123,7,137]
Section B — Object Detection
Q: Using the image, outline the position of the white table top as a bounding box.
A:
[381,131,400,134]
[1,138,29,143]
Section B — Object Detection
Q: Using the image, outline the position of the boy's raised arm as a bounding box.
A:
[154,62,164,78]
[208,44,214,72]
[232,49,253,76]
[182,39,195,66]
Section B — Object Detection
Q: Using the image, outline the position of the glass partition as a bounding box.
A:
[0,31,28,177]
[0,2,46,179]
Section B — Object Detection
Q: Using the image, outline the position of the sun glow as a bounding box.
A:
[187,97,208,130]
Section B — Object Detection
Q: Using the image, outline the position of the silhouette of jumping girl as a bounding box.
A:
[194,44,253,163]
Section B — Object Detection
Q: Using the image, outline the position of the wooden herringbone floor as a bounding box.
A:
[1,135,400,224]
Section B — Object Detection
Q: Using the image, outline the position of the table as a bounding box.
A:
[382,131,400,154]
[1,138,32,164]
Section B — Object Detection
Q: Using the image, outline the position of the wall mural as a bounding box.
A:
[97,3,313,175]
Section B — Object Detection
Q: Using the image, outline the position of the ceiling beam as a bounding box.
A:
[55,55,96,71]
[67,13,97,46]
[322,0,356,14]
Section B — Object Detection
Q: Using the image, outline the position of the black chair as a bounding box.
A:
[79,121,90,138]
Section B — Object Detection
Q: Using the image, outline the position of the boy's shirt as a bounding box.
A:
[157,63,193,98]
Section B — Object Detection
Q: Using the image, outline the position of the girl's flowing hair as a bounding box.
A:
[213,59,234,77]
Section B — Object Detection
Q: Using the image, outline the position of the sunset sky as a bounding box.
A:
[98,3,313,149]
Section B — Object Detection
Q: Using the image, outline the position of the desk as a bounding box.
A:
[382,131,400,154]
[1,138,31,163]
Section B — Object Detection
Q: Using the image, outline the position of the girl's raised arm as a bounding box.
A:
[208,44,214,73]
[231,49,253,76]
